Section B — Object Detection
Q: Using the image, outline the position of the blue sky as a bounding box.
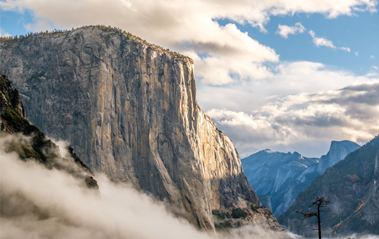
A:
[1,0,379,157]
[1,9,33,36]
[216,12,379,75]
[2,4,378,74]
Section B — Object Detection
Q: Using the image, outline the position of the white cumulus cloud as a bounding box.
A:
[207,81,379,158]
[340,47,351,52]
[309,30,336,48]
[309,30,351,52]
[198,61,377,112]
[277,22,306,38]
[0,0,376,85]
[198,63,379,157]
[0,28,11,37]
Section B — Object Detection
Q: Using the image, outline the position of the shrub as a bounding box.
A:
[231,208,247,219]
[251,205,259,213]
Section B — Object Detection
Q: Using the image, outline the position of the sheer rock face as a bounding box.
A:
[0,75,25,117]
[0,74,98,189]
[316,140,361,175]
[0,26,278,230]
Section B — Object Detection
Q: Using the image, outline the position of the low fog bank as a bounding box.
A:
[319,235,379,239]
[0,151,206,239]
[0,134,291,239]
[1,135,378,239]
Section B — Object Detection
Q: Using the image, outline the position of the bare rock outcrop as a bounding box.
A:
[0,26,280,230]
[0,74,98,189]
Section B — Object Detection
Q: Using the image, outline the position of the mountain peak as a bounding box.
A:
[279,136,379,236]
[1,25,194,64]
[317,140,361,174]
[329,140,360,149]
[293,151,301,156]
[242,139,360,217]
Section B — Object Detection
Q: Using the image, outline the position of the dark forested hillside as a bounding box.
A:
[279,136,379,237]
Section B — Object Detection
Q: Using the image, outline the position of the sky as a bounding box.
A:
[1,0,379,157]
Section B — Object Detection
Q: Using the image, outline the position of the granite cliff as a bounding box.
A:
[279,136,379,237]
[0,26,281,230]
[0,74,98,189]
[242,141,360,218]
[316,141,361,174]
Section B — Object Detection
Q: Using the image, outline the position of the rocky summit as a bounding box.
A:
[0,26,282,231]
[242,140,360,218]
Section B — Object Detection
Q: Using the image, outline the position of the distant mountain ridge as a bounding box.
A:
[279,136,379,236]
[242,140,360,217]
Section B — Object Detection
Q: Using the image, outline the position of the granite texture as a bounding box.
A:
[0,26,282,230]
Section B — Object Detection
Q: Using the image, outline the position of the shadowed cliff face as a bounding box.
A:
[0,26,279,230]
[0,74,98,189]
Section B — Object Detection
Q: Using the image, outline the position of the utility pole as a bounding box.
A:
[296,196,330,239]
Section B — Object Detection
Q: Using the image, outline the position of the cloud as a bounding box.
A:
[370,55,376,59]
[277,22,306,38]
[309,30,336,48]
[198,61,378,113]
[340,47,351,52]
[0,134,291,239]
[207,82,379,157]
[3,135,377,239]
[0,151,206,239]
[185,50,275,85]
[0,0,376,85]
[355,51,359,56]
[1,0,376,33]
[199,68,379,157]
[308,30,351,52]
[0,28,11,37]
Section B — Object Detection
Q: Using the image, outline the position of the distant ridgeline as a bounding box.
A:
[242,141,360,218]
[279,136,379,237]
